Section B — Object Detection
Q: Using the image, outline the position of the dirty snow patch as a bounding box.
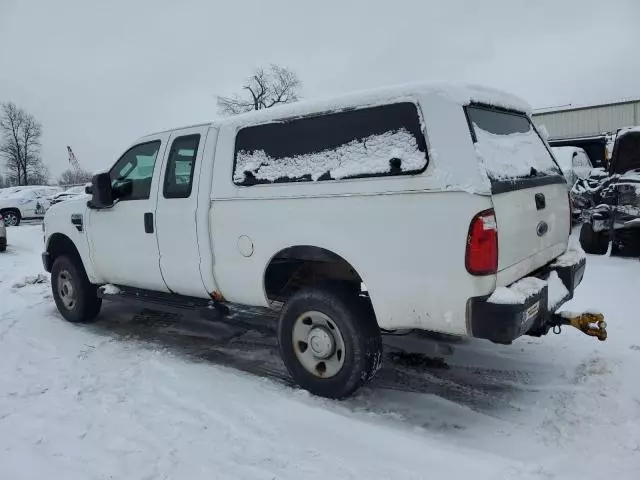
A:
[12,273,48,289]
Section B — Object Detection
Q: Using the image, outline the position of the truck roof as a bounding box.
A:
[142,82,530,138]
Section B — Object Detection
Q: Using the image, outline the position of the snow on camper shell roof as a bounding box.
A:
[214,82,531,129]
[142,82,531,138]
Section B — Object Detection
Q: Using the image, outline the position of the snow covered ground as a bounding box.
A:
[1,224,639,479]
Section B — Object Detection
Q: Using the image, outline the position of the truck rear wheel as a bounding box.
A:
[51,255,102,323]
[278,286,382,399]
[579,222,609,255]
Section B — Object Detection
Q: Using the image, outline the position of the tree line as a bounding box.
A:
[0,102,92,188]
[1,64,301,188]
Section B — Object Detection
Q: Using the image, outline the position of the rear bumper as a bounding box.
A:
[468,250,586,344]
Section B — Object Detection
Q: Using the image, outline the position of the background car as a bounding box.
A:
[0,188,58,226]
[552,146,594,186]
[48,185,88,206]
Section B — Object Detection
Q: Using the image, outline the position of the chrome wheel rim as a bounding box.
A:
[58,270,76,310]
[292,311,346,378]
[4,213,18,226]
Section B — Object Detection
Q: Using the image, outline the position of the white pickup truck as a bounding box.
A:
[42,83,605,398]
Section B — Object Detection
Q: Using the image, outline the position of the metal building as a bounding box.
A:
[533,98,640,168]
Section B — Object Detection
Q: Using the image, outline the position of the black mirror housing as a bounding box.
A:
[91,173,113,208]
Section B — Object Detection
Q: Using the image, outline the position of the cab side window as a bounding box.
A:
[109,141,161,201]
[163,135,200,198]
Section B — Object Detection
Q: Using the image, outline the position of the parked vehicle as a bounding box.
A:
[49,185,88,206]
[575,126,640,256]
[42,82,605,398]
[0,213,6,252]
[552,146,593,185]
[0,187,59,226]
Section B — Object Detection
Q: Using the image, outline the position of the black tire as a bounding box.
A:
[1,209,20,227]
[51,255,102,323]
[579,222,608,255]
[278,286,382,399]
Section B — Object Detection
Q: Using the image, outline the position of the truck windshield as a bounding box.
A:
[467,105,562,183]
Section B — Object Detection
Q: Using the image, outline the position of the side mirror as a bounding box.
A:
[90,172,113,208]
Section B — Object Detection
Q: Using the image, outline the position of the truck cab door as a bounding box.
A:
[87,134,170,291]
[154,126,211,297]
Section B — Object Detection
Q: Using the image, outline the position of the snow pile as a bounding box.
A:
[474,126,559,181]
[488,276,547,305]
[101,284,121,295]
[234,129,426,184]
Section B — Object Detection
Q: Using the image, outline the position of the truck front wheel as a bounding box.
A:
[579,222,609,255]
[278,286,382,399]
[51,255,102,323]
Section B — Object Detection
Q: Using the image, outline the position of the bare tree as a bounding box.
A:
[29,158,51,185]
[217,64,301,115]
[58,168,93,186]
[0,102,48,185]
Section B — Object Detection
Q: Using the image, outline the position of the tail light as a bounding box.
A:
[466,209,498,275]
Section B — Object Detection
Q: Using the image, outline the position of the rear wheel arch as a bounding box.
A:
[263,245,365,299]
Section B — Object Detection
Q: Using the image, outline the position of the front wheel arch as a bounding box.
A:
[46,233,85,272]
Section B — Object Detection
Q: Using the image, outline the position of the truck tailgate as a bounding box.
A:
[492,182,570,272]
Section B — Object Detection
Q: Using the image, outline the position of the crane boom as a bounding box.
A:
[67,146,82,172]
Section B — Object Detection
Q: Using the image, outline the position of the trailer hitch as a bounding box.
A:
[549,312,607,341]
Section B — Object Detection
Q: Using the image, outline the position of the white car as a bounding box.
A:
[552,146,593,185]
[49,185,88,206]
[42,82,602,398]
[0,187,59,226]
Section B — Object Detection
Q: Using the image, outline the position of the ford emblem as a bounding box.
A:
[537,221,549,237]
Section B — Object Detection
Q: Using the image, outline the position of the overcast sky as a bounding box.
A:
[1,0,639,178]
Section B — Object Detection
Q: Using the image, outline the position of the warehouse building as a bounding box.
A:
[533,98,640,168]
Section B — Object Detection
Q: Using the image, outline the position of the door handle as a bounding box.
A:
[144,212,154,233]
[535,193,546,210]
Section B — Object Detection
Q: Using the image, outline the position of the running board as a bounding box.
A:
[97,284,231,318]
